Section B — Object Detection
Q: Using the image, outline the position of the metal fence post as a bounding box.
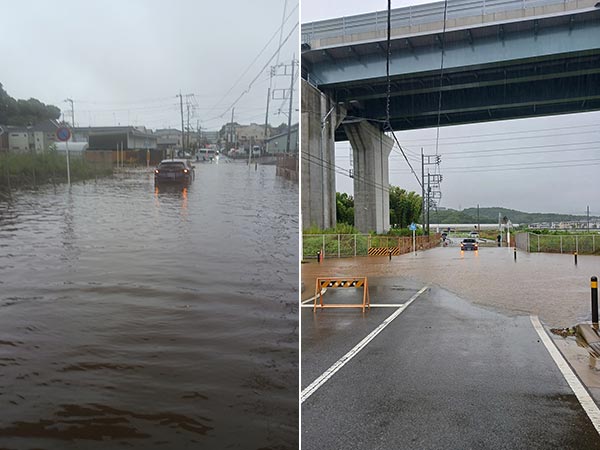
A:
[560,235,563,254]
[322,234,325,258]
[354,234,357,257]
[537,234,540,252]
[338,234,341,258]
[594,235,596,254]
[576,235,579,254]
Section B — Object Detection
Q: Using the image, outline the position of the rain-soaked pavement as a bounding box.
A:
[0,163,298,449]
[301,243,600,448]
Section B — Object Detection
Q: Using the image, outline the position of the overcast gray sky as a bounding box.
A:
[302,0,600,216]
[1,0,298,132]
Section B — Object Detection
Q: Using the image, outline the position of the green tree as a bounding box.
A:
[389,186,422,228]
[336,192,354,226]
[0,82,60,126]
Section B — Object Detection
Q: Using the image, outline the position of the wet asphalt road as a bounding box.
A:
[302,286,600,449]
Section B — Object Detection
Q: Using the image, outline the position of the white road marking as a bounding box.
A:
[530,315,600,436]
[300,303,405,308]
[301,286,429,403]
[301,288,326,304]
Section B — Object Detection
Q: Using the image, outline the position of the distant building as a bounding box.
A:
[265,123,298,154]
[1,119,60,153]
[87,126,157,151]
[0,126,7,152]
[236,123,267,147]
[154,128,182,151]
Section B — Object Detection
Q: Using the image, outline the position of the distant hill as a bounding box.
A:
[432,207,597,225]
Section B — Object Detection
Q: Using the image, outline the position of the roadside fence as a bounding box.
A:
[515,232,600,255]
[303,233,441,259]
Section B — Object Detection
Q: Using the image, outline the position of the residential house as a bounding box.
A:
[264,123,298,154]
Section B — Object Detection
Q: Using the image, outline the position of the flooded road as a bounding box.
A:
[302,245,600,327]
[0,162,298,449]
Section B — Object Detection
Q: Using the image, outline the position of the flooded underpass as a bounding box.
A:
[301,245,600,448]
[302,244,600,327]
[0,162,298,449]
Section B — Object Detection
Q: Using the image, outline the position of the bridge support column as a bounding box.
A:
[301,80,345,230]
[344,121,393,234]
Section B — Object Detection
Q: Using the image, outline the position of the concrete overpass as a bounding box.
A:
[301,0,600,233]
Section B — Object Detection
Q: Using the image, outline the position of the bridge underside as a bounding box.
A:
[302,7,600,141]
[331,51,600,141]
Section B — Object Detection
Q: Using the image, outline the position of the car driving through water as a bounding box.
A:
[460,238,479,251]
[154,159,195,185]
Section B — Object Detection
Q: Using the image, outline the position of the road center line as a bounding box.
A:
[301,285,429,403]
[300,303,405,308]
[530,315,600,436]
[301,288,326,304]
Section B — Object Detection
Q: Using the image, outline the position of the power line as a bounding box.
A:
[206,22,298,122]
[442,145,600,160]
[443,157,600,171]
[441,161,600,174]
[208,3,298,112]
[397,122,600,142]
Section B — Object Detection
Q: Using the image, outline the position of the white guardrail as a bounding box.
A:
[302,0,574,43]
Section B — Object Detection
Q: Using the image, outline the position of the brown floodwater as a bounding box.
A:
[302,244,600,327]
[0,163,298,449]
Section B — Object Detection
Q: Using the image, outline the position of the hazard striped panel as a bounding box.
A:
[368,247,400,256]
[320,279,365,289]
[314,276,370,312]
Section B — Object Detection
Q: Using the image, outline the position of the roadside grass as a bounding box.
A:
[0,152,112,190]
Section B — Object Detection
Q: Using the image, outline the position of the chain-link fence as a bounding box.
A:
[302,234,441,259]
[515,232,600,254]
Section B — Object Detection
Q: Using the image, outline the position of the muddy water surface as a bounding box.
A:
[0,163,298,449]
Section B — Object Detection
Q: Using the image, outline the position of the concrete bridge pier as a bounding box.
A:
[344,121,394,234]
[301,80,346,230]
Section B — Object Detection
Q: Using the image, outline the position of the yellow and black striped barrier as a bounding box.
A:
[314,277,370,313]
[368,247,400,257]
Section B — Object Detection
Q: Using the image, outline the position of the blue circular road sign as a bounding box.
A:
[56,127,71,142]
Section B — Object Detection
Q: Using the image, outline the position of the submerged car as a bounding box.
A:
[460,238,478,251]
[154,159,195,184]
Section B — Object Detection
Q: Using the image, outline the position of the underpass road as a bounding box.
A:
[301,286,600,449]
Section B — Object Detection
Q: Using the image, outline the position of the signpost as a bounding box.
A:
[56,126,72,186]
[409,223,417,255]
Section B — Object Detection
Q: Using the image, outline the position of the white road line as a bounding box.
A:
[301,288,327,304]
[300,303,405,308]
[301,286,429,403]
[530,315,600,436]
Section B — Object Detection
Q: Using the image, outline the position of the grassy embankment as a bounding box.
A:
[524,229,600,254]
[0,152,112,192]
[302,224,431,258]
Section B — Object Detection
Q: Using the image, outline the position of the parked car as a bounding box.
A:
[460,238,478,251]
[469,231,479,238]
[154,159,195,185]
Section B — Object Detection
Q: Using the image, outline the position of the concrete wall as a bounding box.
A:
[8,132,29,152]
[345,121,393,234]
[301,79,345,230]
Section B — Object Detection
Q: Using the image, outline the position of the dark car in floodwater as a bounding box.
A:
[154,159,195,185]
[460,238,478,251]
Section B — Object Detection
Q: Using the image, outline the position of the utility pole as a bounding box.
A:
[264,85,271,154]
[421,148,425,233]
[229,108,235,149]
[588,205,590,233]
[427,171,431,235]
[186,101,190,152]
[177,92,185,154]
[286,57,296,154]
[64,98,75,127]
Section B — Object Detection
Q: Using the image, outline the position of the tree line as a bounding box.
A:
[336,186,423,230]
[0,82,60,126]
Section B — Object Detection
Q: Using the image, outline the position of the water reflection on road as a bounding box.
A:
[0,163,298,449]
[302,245,600,327]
